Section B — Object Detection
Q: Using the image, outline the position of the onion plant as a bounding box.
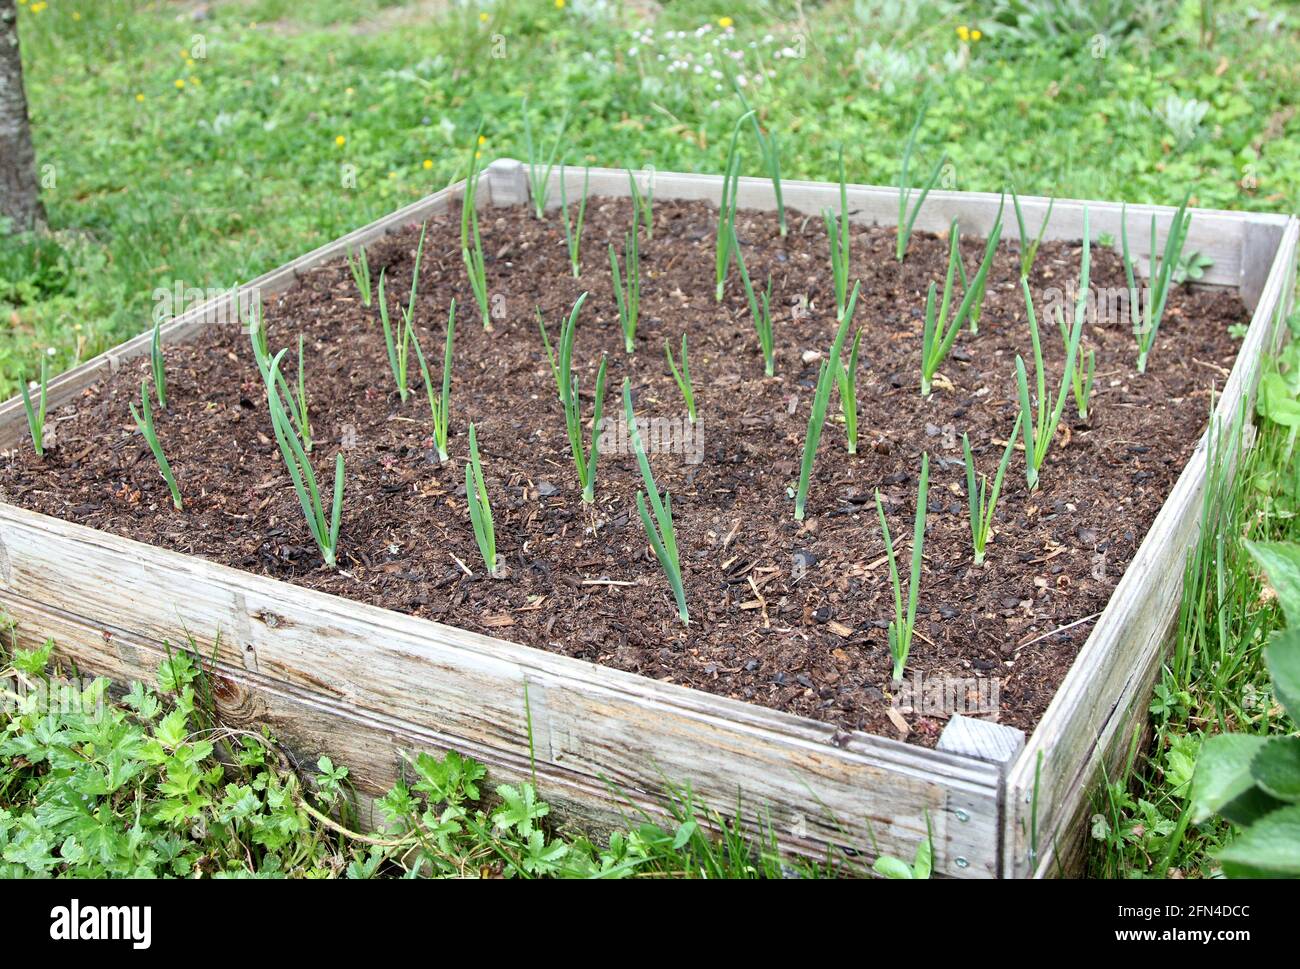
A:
[377,222,428,402]
[461,127,491,329]
[290,334,313,453]
[875,452,929,681]
[794,282,860,521]
[522,97,568,220]
[628,167,653,240]
[346,244,373,307]
[1057,308,1095,420]
[732,226,775,377]
[559,163,589,277]
[623,378,688,624]
[1015,212,1090,492]
[263,349,345,569]
[538,306,562,400]
[1122,191,1193,373]
[896,101,946,262]
[151,318,167,410]
[247,297,311,449]
[714,110,754,302]
[733,82,785,237]
[413,299,456,463]
[664,334,696,424]
[549,293,607,503]
[1011,185,1055,280]
[953,224,991,335]
[19,357,48,457]
[836,329,863,455]
[129,379,183,512]
[919,207,1004,396]
[609,227,640,354]
[962,419,1020,566]
[465,422,499,577]
[822,148,851,322]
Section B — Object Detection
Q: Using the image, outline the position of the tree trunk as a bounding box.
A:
[0,0,46,233]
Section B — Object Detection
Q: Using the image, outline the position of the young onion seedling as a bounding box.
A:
[733,80,785,238]
[292,334,313,453]
[822,148,851,321]
[896,101,947,262]
[263,350,345,569]
[465,423,500,577]
[247,297,311,449]
[377,222,428,403]
[521,97,569,220]
[664,334,696,424]
[1015,211,1090,491]
[346,245,373,307]
[609,227,641,354]
[1011,184,1056,280]
[714,110,754,302]
[19,357,49,457]
[413,299,456,463]
[1057,308,1095,420]
[836,330,863,455]
[962,419,1020,566]
[461,127,492,329]
[919,208,1004,395]
[559,163,589,277]
[794,282,860,521]
[151,318,167,410]
[129,379,183,512]
[1122,191,1193,373]
[875,452,929,681]
[549,293,608,503]
[623,378,688,624]
[732,226,775,376]
[627,167,653,240]
[953,224,991,335]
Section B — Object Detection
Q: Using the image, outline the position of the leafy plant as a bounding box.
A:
[623,378,688,624]
[129,379,183,512]
[412,299,456,463]
[1122,192,1193,373]
[875,452,929,681]
[1174,250,1213,285]
[262,349,345,569]
[715,111,754,302]
[547,293,608,503]
[19,356,48,457]
[609,227,641,354]
[836,330,863,455]
[873,813,933,879]
[150,318,168,410]
[732,227,776,377]
[822,148,852,321]
[794,283,860,521]
[962,418,1021,566]
[559,163,589,278]
[1190,539,1300,877]
[461,126,492,330]
[896,99,947,262]
[377,222,428,402]
[522,97,569,219]
[1015,214,1089,491]
[664,334,696,424]
[733,85,785,237]
[919,209,1004,395]
[1011,184,1055,280]
[346,244,373,307]
[465,422,499,577]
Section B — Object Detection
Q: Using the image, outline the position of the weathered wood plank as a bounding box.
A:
[0,505,1003,877]
[1000,216,1300,878]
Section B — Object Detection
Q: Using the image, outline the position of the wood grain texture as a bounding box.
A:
[0,506,1003,876]
[1000,217,1300,878]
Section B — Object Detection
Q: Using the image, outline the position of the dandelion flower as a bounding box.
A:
[718,16,733,28]
[423,159,433,170]
[956,25,970,42]
[335,135,347,147]
[174,79,186,89]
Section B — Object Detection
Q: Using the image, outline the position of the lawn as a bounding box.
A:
[2,0,1299,878]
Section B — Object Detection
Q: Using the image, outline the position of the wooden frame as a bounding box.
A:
[1,160,1294,878]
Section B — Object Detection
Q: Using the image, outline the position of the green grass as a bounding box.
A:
[6,0,1300,396]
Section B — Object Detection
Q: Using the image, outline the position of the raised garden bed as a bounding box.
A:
[0,161,1295,877]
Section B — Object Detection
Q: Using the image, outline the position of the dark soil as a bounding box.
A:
[0,198,1247,744]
